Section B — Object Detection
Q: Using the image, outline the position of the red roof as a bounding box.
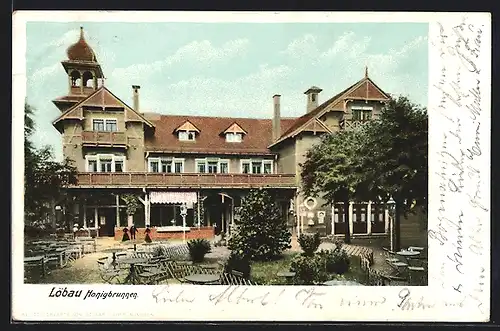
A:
[145,115,297,155]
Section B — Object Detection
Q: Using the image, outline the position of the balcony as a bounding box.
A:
[73,172,297,189]
[81,131,127,147]
[339,119,371,131]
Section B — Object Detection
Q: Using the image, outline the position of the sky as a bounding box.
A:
[26,22,428,161]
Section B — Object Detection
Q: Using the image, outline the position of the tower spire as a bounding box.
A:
[79,26,84,40]
[364,65,369,78]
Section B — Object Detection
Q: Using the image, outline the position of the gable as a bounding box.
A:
[222,122,247,135]
[174,120,201,133]
[345,79,389,100]
[52,87,155,132]
[301,118,331,134]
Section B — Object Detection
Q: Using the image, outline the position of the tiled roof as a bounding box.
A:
[145,115,297,155]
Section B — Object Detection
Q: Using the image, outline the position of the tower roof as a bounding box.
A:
[66,27,97,62]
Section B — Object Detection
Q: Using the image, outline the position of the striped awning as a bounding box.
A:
[150,191,197,204]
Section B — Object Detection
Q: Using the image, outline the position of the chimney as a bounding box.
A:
[132,85,140,111]
[304,86,323,113]
[272,94,281,141]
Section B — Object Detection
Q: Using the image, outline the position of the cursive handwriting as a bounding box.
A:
[397,288,436,311]
[208,286,283,306]
[151,285,196,304]
[340,296,386,307]
[295,288,326,309]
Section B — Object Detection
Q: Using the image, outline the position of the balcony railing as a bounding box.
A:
[73,172,297,189]
[81,131,127,146]
[339,119,371,131]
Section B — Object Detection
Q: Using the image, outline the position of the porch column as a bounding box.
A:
[197,192,201,228]
[144,193,150,226]
[348,202,354,236]
[94,208,98,236]
[384,208,390,233]
[115,194,120,228]
[296,197,301,237]
[83,206,87,229]
[367,201,372,235]
[330,204,335,235]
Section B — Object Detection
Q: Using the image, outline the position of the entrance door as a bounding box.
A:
[371,204,386,233]
[98,208,116,237]
[333,203,346,235]
[352,203,368,234]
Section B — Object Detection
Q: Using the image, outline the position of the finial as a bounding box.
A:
[79,26,84,39]
[365,65,369,78]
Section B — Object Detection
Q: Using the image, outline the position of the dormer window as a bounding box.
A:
[178,131,196,141]
[226,132,242,143]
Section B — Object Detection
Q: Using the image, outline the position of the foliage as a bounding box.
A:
[298,232,321,256]
[317,249,351,275]
[224,251,252,279]
[300,96,428,250]
[24,103,78,226]
[187,239,212,263]
[227,188,292,261]
[120,194,141,216]
[289,254,328,285]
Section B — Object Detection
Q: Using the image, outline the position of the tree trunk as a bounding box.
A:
[343,197,351,244]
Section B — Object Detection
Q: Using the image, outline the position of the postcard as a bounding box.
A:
[12,11,491,322]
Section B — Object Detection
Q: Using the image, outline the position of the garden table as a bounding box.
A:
[24,255,46,278]
[277,271,296,284]
[101,248,126,268]
[184,273,220,285]
[118,257,149,285]
[396,250,420,266]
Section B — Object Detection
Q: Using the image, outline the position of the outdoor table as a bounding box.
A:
[322,280,362,286]
[24,255,46,278]
[396,250,420,266]
[101,248,126,268]
[121,241,138,251]
[199,263,219,270]
[118,257,149,284]
[184,273,220,285]
[277,271,296,284]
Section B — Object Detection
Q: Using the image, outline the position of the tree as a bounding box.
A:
[301,129,365,244]
[24,102,78,226]
[120,194,140,226]
[228,188,292,261]
[356,96,428,251]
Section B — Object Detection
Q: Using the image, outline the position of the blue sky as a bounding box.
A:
[26,22,428,161]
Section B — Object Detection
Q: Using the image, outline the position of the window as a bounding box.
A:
[263,161,273,174]
[88,159,98,172]
[196,161,206,173]
[241,161,250,174]
[93,119,104,131]
[219,161,229,174]
[311,94,316,102]
[148,157,184,173]
[207,161,218,174]
[105,119,117,132]
[241,159,273,174]
[226,133,242,143]
[93,118,118,132]
[115,160,123,172]
[174,161,183,173]
[351,106,373,121]
[179,131,196,141]
[86,155,125,173]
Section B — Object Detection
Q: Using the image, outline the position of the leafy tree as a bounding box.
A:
[356,96,428,251]
[120,194,141,227]
[228,188,291,261]
[24,102,78,226]
[300,96,427,251]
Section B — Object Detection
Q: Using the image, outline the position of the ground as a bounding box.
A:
[33,235,396,285]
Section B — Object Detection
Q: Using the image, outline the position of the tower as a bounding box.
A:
[304,86,323,113]
[52,27,105,112]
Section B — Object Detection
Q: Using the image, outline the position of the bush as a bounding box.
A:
[317,248,351,275]
[290,254,328,285]
[224,251,252,278]
[298,232,321,256]
[228,189,292,261]
[187,239,211,263]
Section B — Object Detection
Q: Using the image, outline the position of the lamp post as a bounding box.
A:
[180,202,188,243]
[387,196,396,252]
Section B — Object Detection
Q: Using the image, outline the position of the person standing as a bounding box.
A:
[130,223,137,240]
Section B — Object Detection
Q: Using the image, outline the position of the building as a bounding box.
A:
[52,27,401,241]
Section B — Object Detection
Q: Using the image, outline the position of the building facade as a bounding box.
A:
[52,28,400,240]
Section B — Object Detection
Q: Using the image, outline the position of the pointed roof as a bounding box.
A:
[52,86,155,132]
[222,122,248,135]
[66,27,97,62]
[269,72,390,148]
[173,120,201,133]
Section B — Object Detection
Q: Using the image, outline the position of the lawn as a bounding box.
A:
[250,252,367,285]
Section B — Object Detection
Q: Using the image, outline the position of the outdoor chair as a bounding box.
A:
[219,271,259,285]
[24,256,48,281]
[97,257,128,284]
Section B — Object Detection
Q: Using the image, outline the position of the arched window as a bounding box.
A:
[82,71,94,88]
[70,71,81,87]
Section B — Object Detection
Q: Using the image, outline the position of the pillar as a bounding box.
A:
[83,206,87,229]
[348,202,354,236]
[384,208,389,233]
[367,201,372,235]
[296,197,301,237]
[115,194,120,228]
[330,204,335,235]
[94,208,98,228]
[79,71,84,94]
[197,192,201,228]
[144,193,150,226]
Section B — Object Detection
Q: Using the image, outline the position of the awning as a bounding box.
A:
[150,192,197,204]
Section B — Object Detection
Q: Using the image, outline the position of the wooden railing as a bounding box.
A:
[74,172,297,188]
[339,119,372,131]
[81,131,127,146]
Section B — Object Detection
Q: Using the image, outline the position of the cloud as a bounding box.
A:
[111,38,250,82]
[29,63,61,84]
[281,34,318,58]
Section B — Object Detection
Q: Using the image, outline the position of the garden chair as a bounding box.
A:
[97,257,128,284]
